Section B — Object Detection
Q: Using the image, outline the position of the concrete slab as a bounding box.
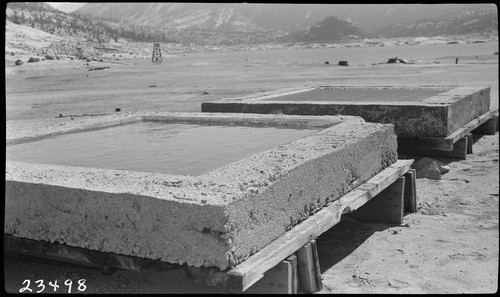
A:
[5,112,398,271]
[6,122,319,176]
[201,85,491,138]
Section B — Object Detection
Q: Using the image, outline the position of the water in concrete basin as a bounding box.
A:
[268,88,446,102]
[6,121,318,176]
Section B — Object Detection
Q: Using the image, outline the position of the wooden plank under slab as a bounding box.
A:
[473,111,498,135]
[397,136,454,152]
[398,136,469,159]
[3,235,179,272]
[227,159,413,292]
[346,176,405,224]
[446,109,497,143]
[4,235,243,293]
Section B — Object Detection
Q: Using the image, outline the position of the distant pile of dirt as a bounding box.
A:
[27,57,40,63]
[387,57,411,64]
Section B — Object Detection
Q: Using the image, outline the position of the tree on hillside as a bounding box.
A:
[12,12,20,24]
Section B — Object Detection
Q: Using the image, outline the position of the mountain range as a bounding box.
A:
[6,2,498,47]
[75,3,497,36]
[375,5,498,37]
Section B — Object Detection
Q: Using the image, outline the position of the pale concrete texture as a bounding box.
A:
[201,86,491,137]
[5,112,398,271]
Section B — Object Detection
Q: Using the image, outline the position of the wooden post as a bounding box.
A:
[403,169,417,213]
[297,242,319,293]
[346,176,405,224]
[287,255,298,294]
[449,136,468,160]
[310,240,323,291]
[466,133,473,154]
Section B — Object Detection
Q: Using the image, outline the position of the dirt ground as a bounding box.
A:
[4,41,499,293]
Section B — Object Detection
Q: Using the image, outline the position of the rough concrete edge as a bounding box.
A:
[202,101,451,137]
[5,112,367,206]
[7,111,361,144]
[141,111,357,128]
[216,86,316,102]
[446,86,491,134]
[422,85,491,104]
[219,120,399,268]
[6,112,144,145]
[4,179,233,270]
[203,85,461,106]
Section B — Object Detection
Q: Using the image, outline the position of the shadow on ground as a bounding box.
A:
[315,215,403,274]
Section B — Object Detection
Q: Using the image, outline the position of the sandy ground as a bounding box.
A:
[4,39,499,293]
[5,43,499,121]
[317,133,499,294]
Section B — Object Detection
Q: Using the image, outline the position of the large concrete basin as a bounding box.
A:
[5,112,398,270]
[201,85,491,138]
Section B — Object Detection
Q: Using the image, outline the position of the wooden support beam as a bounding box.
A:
[227,160,413,292]
[403,169,417,214]
[466,133,473,154]
[397,136,454,152]
[398,110,497,155]
[244,259,294,294]
[436,136,468,160]
[297,242,318,293]
[3,235,179,272]
[446,110,497,143]
[398,136,468,160]
[346,176,405,224]
[4,235,242,293]
[473,115,498,135]
[287,255,298,294]
[310,240,323,291]
[184,267,243,293]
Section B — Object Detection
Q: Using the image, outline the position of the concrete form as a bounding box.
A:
[201,85,491,138]
[5,112,398,270]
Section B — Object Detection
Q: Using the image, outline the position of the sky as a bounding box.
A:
[46,2,67,8]
[46,2,87,12]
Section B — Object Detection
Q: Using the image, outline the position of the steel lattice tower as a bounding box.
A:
[152,43,163,63]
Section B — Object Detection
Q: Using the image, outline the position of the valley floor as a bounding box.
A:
[4,41,499,293]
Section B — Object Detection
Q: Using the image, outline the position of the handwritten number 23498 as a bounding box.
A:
[19,279,86,293]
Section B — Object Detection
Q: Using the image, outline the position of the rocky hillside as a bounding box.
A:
[284,16,371,43]
[5,2,174,43]
[375,5,498,37]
